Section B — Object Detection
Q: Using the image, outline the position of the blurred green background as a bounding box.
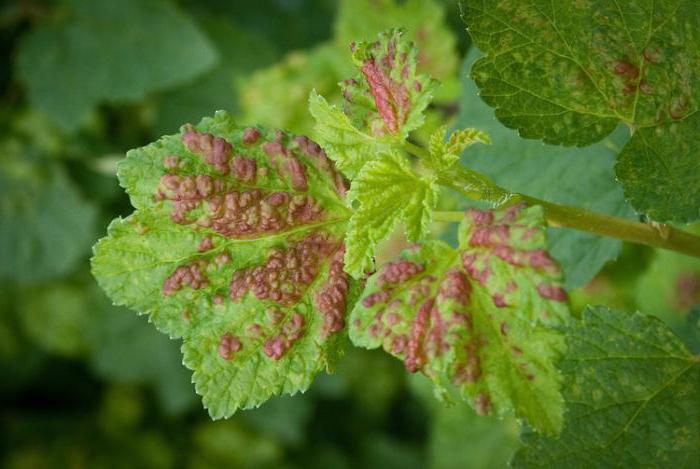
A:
[1,0,698,468]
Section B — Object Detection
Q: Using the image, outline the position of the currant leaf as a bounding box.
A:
[513,306,700,468]
[92,111,359,418]
[457,50,635,289]
[461,0,700,222]
[341,28,439,140]
[344,152,439,278]
[308,90,393,179]
[427,126,490,172]
[349,204,570,434]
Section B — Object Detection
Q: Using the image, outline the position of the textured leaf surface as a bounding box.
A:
[616,114,700,222]
[92,111,358,418]
[427,126,490,172]
[335,0,458,84]
[350,204,570,433]
[457,50,634,288]
[0,141,97,284]
[461,0,700,222]
[241,0,459,137]
[344,152,438,278]
[512,306,700,468]
[308,91,393,179]
[341,29,438,140]
[16,0,217,131]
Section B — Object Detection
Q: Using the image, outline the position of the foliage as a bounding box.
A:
[2,0,700,467]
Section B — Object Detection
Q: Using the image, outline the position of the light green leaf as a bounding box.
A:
[341,29,438,140]
[427,126,490,172]
[335,0,459,85]
[461,0,700,222]
[308,90,393,179]
[350,204,570,433]
[344,152,438,277]
[456,50,635,289]
[16,0,217,131]
[92,111,359,418]
[512,306,700,468]
[0,141,97,284]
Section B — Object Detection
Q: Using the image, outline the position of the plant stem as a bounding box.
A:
[435,165,700,259]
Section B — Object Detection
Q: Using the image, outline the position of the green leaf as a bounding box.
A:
[92,111,359,418]
[350,204,570,433]
[512,306,700,468]
[344,152,438,277]
[616,114,700,222]
[0,140,97,284]
[341,29,438,140]
[427,126,490,172]
[16,0,217,131]
[335,0,459,88]
[308,90,393,179]
[456,50,635,289]
[460,1,700,222]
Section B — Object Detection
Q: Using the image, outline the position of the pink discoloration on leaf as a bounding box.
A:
[475,393,491,416]
[361,58,410,134]
[536,283,568,302]
[404,298,433,372]
[438,269,471,305]
[229,232,339,306]
[493,293,507,308]
[242,127,261,145]
[198,235,214,253]
[157,174,325,238]
[182,124,233,174]
[263,312,306,360]
[163,260,209,296]
[362,288,394,308]
[315,246,351,338]
[378,260,425,286]
[261,140,308,191]
[219,332,242,360]
[231,156,257,183]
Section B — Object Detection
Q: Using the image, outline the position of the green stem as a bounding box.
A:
[435,165,700,259]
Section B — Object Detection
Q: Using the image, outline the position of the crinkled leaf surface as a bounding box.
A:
[344,152,438,278]
[335,0,459,84]
[512,306,700,468]
[0,141,97,284]
[92,111,358,418]
[308,91,393,179]
[462,0,700,222]
[457,50,635,289]
[341,29,438,140]
[427,126,490,173]
[16,0,217,131]
[350,204,570,433]
[461,0,700,222]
